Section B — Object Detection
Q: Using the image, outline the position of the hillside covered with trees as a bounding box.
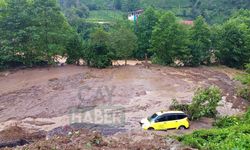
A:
[0,0,249,69]
[58,0,250,24]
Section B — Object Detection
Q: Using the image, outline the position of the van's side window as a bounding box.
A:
[155,115,168,122]
[167,115,177,121]
[176,114,187,119]
[155,116,164,122]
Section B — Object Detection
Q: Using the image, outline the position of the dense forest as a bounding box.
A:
[0,0,249,69]
[58,0,250,23]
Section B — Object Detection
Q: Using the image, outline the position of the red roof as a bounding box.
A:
[181,20,194,25]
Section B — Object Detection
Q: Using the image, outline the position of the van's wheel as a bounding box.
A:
[148,127,154,130]
[179,126,186,130]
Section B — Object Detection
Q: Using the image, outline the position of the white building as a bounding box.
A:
[128,9,144,21]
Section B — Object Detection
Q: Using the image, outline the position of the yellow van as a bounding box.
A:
[140,111,190,130]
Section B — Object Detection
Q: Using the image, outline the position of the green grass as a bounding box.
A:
[140,0,191,9]
[87,10,125,23]
[235,74,250,85]
[234,71,250,101]
[178,108,250,150]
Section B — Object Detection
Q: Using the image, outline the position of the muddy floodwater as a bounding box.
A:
[0,64,248,138]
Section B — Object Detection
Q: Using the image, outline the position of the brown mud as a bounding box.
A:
[0,64,248,149]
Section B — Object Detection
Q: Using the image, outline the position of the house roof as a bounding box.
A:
[181,20,194,25]
[128,9,144,14]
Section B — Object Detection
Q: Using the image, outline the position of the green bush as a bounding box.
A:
[169,99,190,114]
[66,35,84,65]
[84,28,112,68]
[170,86,221,120]
[179,125,250,150]
[246,63,250,74]
[235,64,250,101]
[189,86,221,120]
[213,116,241,128]
[89,55,112,68]
[235,74,250,85]
[237,86,250,101]
[178,108,250,150]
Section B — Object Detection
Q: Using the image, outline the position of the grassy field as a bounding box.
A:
[87,10,125,23]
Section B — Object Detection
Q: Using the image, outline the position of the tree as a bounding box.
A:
[189,16,211,66]
[66,34,83,65]
[122,0,140,11]
[135,7,158,59]
[110,28,137,65]
[215,17,250,68]
[84,28,112,68]
[0,0,74,69]
[150,12,190,65]
[0,0,31,68]
[59,0,89,26]
[31,0,73,64]
[114,0,122,10]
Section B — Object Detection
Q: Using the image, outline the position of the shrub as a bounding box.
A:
[235,64,250,101]
[84,28,112,68]
[237,86,250,101]
[189,86,221,120]
[169,99,190,114]
[89,55,112,69]
[170,86,222,120]
[66,35,84,65]
[178,108,250,150]
[246,63,250,74]
[244,108,250,122]
[179,125,250,150]
[213,116,241,128]
[235,74,250,85]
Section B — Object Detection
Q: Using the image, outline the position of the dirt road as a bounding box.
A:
[0,64,248,138]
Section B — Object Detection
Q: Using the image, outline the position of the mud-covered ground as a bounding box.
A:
[0,63,248,149]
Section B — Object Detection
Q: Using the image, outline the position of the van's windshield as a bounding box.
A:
[147,113,158,122]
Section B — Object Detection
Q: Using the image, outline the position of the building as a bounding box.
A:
[128,9,144,21]
[181,20,194,25]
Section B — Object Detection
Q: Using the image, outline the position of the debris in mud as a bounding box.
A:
[0,106,5,112]
[0,65,249,149]
[0,126,46,149]
[136,90,147,97]
[23,120,55,127]
[48,78,58,82]
[51,85,64,91]
[17,129,186,150]
[20,129,107,150]
[46,125,74,139]
[84,72,97,79]
[1,66,247,126]
[0,72,10,77]
[217,96,242,116]
[47,123,127,139]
